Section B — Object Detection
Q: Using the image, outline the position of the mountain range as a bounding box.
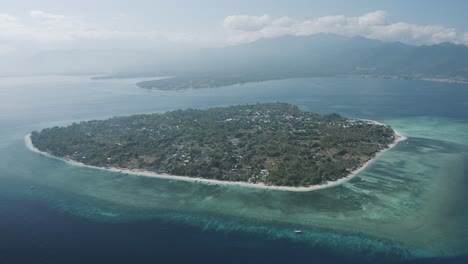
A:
[4,34,468,86]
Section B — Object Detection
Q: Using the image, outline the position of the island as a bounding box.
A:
[135,73,292,91]
[122,73,468,91]
[27,103,405,190]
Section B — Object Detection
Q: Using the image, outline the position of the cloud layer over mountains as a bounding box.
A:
[1,9,467,57]
[223,11,466,45]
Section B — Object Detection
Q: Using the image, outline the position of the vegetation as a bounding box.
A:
[137,75,264,90]
[31,103,395,187]
[135,73,292,91]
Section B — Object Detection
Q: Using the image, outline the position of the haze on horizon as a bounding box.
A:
[1,0,468,75]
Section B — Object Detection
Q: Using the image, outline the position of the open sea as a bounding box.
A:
[0,75,467,263]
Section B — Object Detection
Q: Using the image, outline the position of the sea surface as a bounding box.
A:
[0,75,467,263]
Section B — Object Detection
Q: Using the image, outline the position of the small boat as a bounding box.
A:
[294,230,303,234]
[30,185,36,190]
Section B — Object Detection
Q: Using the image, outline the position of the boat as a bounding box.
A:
[30,185,35,190]
[294,230,303,234]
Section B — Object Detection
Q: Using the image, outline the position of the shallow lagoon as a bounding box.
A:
[1,76,467,263]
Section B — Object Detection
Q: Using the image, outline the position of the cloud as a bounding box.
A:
[0,14,26,36]
[358,10,387,26]
[463,33,468,44]
[223,11,468,46]
[0,10,221,56]
[30,10,65,20]
[223,15,271,31]
[0,9,467,57]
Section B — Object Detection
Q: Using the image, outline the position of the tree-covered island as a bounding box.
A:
[30,103,396,187]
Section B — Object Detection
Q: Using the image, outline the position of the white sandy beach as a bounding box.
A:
[24,123,406,192]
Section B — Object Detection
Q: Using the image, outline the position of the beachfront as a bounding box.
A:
[24,125,406,192]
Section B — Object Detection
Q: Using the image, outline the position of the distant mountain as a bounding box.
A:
[7,33,468,85]
[197,33,468,78]
[137,34,468,90]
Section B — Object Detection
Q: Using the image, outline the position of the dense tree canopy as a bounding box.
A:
[31,103,395,186]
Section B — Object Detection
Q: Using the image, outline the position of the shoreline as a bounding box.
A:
[341,74,468,85]
[137,75,468,92]
[24,123,406,192]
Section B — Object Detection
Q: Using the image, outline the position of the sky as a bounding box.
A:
[1,0,468,56]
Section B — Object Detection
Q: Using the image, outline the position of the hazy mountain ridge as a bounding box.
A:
[135,34,468,89]
[5,34,468,84]
[208,34,468,78]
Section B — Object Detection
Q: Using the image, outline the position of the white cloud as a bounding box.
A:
[223,15,271,31]
[0,9,467,57]
[366,22,458,44]
[222,11,468,46]
[271,16,296,27]
[0,14,26,36]
[30,10,65,20]
[0,10,221,56]
[463,33,468,44]
[358,10,387,26]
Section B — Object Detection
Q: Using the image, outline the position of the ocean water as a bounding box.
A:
[0,75,468,263]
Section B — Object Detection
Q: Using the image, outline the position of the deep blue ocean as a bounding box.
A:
[0,76,467,263]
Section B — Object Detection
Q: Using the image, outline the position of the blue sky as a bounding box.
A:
[1,0,467,55]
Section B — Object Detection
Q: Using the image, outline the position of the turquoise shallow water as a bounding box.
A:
[1,75,468,262]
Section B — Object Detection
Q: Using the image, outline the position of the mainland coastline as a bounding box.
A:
[24,121,406,192]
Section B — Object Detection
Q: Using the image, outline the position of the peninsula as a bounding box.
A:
[27,103,405,189]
